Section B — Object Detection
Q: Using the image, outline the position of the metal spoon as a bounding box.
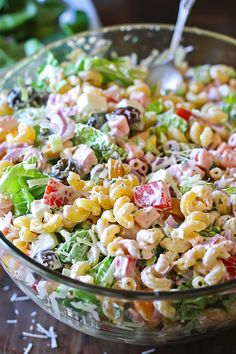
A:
[147,0,196,91]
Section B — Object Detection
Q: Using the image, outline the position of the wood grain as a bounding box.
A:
[93,0,236,37]
[1,267,236,354]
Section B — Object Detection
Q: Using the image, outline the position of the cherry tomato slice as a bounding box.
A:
[176,108,192,122]
[43,178,75,208]
[134,181,172,210]
[222,256,236,279]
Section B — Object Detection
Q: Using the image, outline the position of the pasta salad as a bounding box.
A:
[1,48,236,312]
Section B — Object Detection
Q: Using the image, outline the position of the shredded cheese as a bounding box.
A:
[23,343,33,354]
[6,319,18,324]
[141,349,156,354]
[10,294,30,302]
[22,332,48,339]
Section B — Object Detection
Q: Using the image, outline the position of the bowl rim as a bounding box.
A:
[2,231,236,300]
[1,23,236,301]
[1,22,236,86]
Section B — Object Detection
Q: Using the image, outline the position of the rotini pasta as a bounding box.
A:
[1,44,236,333]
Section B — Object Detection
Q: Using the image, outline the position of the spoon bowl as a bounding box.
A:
[147,61,183,91]
[146,0,195,90]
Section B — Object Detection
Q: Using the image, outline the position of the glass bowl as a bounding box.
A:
[1,24,236,346]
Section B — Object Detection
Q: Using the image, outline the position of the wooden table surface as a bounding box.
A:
[1,267,236,354]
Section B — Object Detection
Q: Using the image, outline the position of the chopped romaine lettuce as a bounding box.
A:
[0,158,45,194]
[199,226,221,237]
[90,256,115,287]
[49,134,63,153]
[222,95,236,124]
[11,185,35,217]
[179,175,212,195]
[175,295,208,322]
[175,283,236,323]
[33,52,59,90]
[156,110,188,133]
[75,123,127,162]
[179,185,191,195]
[56,229,92,264]
[0,158,47,216]
[146,99,163,114]
[64,55,146,87]
[72,289,99,305]
[143,135,158,154]
[149,125,167,137]
[224,186,236,195]
[14,107,47,126]
[187,64,211,84]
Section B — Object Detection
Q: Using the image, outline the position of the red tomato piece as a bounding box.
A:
[134,181,172,210]
[43,178,77,208]
[176,108,192,121]
[222,256,236,279]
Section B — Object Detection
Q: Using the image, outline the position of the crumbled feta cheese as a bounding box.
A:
[77,93,107,113]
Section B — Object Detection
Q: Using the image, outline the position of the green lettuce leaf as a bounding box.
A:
[175,283,236,323]
[199,226,221,237]
[11,186,35,217]
[222,95,236,124]
[149,125,167,137]
[33,52,59,90]
[56,229,92,264]
[175,295,208,322]
[65,55,146,87]
[0,158,45,194]
[224,187,236,195]
[156,110,188,133]
[179,175,212,195]
[72,289,99,305]
[146,99,163,114]
[90,256,115,287]
[75,123,127,162]
[0,158,47,216]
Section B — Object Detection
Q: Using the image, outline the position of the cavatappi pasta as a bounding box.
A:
[1,50,236,327]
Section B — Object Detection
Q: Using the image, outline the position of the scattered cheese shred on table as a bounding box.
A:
[3,285,10,291]
[6,319,18,324]
[49,326,58,349]
[10,293,30,302]
[14,308,20,316]
[36,323,51,337]
[30,311,37,317]
[141,349,156,354]
[23,342,33,354]
[22,332,48,339]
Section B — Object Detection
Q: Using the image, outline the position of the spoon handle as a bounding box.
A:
[169,0,196,58]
